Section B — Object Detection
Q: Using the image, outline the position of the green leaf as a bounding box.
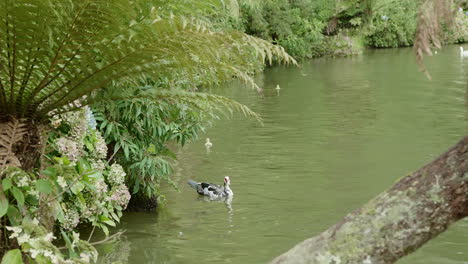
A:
[99,215,116,226]
[41,167,57,177]
[82,181,97,192]
[7,206,21,225]
[110,211,120,223]
[62,156,71,165]
[0,192,8,217]
[100,224,109,236]
[77,193,86,207]
[103,219,116,227]
[1,249,23,264]
[84,170,102,180]
[61,230,77,257]
[36,179,53,194]
[123,144,129,159]
[11,187,24,207]
[55,202,65,223]
[77,158,91,175]
[25,195,39,206]
[114,141,121,153]
[84,139,95,152]
[99,215,111,222]
[2,178,12,191]
[71,182,85,194]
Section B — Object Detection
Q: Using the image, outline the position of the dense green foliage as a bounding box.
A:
[239,0,332,58]
[93,97,203,199]
[365,0,419,47]
[445,8,468,43]
[232,0,467,58]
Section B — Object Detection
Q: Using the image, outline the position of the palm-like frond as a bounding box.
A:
[0,0,294,120]
[153,89,262,122]
[92,86,261,123]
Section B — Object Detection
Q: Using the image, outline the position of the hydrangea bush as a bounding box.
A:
[1,107,131,263]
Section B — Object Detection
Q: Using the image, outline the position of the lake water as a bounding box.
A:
[96,46,467,264]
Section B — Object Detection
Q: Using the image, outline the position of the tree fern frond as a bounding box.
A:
[89,87,262,124]
[155,89,262,123]
[0,118,27,169]
[0,0,293,121]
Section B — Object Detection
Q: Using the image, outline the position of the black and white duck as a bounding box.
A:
[188,176,233,200]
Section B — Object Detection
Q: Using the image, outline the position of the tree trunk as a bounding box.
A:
[0,118,44,171]
[0,118,49,255]
[271,136,468,264]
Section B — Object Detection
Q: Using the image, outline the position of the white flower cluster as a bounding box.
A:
[94,131,108,159]
[46,103,132,262]
[56,137,81,161]
[7,225,96,264]
[6,226,61,263]
[80,204,99,219]
[7,168,32,187]
[62,208,80,231]
[109,184,131,209]
[85,106,97,130]
[4,167,41,199]
[108,163,126,185]
[17,174,31,187]
[66,111,88,141]
[27,188,39,199]
[91,160,106,172]
[95,179,109,194]
[79,178,110,219]
[57,176,68,189]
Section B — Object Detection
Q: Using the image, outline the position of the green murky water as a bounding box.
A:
[97,46,467,264]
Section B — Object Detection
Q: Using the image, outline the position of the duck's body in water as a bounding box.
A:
[460,46,468,57]
[204,138,213,149]
[188,176,233,200]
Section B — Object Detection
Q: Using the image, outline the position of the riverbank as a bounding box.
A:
[235,0,468,59]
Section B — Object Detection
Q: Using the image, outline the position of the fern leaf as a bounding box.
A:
[0,0,294,120]
[0,118,26,169]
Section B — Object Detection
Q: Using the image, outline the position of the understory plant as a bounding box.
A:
[94,98,198,200]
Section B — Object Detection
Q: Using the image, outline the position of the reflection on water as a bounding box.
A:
[197,195,234,214]
[98,236,131,264]
[95,46,467,264]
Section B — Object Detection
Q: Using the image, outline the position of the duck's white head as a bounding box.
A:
[206,138,211,143]
[461,47,464,52]
[223,176,233,196]
[224,176,231,185]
